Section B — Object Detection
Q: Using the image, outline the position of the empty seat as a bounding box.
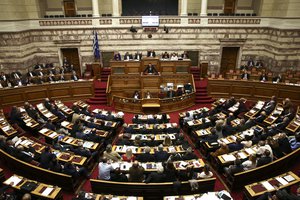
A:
[87,14,92,17]
[44,15,49,18]
[188,13,193,16]
[208,13,212,16]
[193,13,198,16]
[252,13,257,16]
[82,14,87,17]
[246,13,251,16]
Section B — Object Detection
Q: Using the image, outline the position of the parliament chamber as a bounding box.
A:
[0,0,300,200]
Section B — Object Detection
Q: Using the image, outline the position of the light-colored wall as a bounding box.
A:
[0,0,41,20]
[99,0,113,15]
[260,0,300,17]
[187,0,201,14]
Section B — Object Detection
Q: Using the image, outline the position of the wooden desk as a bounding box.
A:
[159,59,191,74]
[244,171,300,199]
[4,174,62,200]
[112,145,185,155]
[245,101,265,118]
[207,79,300,105]
[0,80,94,108]
[164,190,232,200]
[285,106,300,133]
[110,60,141,74]
[0,110,18,138]
[54,100,74,116]
[36,103,58,122]
[60,121,109,138]
[263,104,283,125]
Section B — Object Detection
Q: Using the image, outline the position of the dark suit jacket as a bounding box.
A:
[137,152,155,163]
[154,151,169,162]
[147,51,156,57]
[241,73,250,80]
[256,156,272,167]
[134,53,142,60]
[143,65,158,74]
[114,53,121,61]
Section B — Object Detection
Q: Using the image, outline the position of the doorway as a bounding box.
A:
[224,0,236,15]
[61,48,81,74]
[220,47,239,75]
[63,0,76,17]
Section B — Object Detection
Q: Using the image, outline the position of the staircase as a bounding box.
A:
[100,68,111,82]
[86,80,108,105]
[190,67,214,104]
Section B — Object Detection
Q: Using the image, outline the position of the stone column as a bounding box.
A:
[92,0,100,17]
[200,0,208,16]
[112,0,120,17]
[180,0,188,16]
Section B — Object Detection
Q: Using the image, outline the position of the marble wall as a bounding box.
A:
[0,25,299,74]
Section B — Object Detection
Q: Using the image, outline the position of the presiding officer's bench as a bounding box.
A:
[90,178,216,200]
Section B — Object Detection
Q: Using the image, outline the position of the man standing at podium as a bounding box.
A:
[143,63,158,75]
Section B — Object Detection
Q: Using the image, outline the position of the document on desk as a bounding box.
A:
[39,128,48,134]
[245,148,256,155]
[222,154,236,162]
[275,177,288,185]
[5,175,22,186]
[61,121,69,127]
[261,181,275,190]
[41,187,54,196]
[284,174,295,182]
[49,132,57,138]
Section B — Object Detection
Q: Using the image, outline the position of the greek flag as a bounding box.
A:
[93,30,100,59]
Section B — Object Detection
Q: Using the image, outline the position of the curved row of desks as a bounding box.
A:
[207,79,300,105]
[0,80,94,109]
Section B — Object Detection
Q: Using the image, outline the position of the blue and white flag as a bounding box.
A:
[93,30,100,59]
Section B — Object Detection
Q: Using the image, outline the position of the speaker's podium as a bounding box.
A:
[142,98,160,114]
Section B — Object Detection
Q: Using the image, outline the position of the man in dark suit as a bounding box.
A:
[134,52,142,60]
[154,144,169,162]
[256,150,272,167]
[259,72,268,82]
[71,70,79,81]
[137,146,155,162]
[166,89,176,98]
[272,74,282,83]
[124,52,133,60]
[0,72,9,87]
[181,51,189,59]
[113,52,121,61]
[10,71,22,86]
[263,96,277,115]
[40,146,54,169]
[241,70,250,80]
[143,63,158,75]
[147,50,156,57]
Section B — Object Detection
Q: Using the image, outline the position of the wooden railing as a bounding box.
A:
[90,178,216,200]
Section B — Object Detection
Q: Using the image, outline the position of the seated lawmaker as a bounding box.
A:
[259,72,268,82]
[272,73,282,83]
[161,52,169,59]
[124,52,133,60]
[181,51,189,59]
[170,53,178,60]
[133,90,141,100]
[143,63,158,75]
[147,49,156,57]
[166,89,176,98]
[241,70,250,80]
[113,51,121,61]
[134,51,142,60]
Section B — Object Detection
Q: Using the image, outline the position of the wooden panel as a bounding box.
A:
[49,88,71,98]
[25,90,48,102]
[207,79,300,104]
[0,81,94,108]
